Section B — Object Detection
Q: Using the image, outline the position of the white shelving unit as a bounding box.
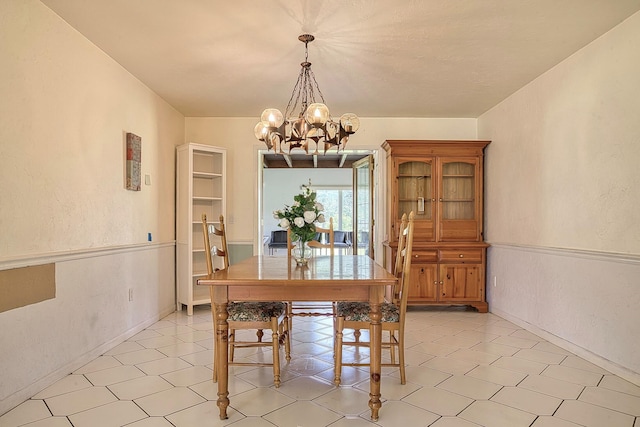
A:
[176,143,226,315]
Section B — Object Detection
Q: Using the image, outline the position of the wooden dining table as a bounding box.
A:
[197,254,397,421]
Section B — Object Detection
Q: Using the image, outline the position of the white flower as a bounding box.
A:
[292,201,300,207]
[315,202,324,211]
[316,214,325,223]
[279,218,290,229]
[303,210,316,223]
[294,217,305,228]
[273,210,281,219]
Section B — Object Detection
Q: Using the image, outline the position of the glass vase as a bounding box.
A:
[292,240,312,266]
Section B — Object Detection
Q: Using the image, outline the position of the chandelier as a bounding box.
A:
[254,34,360,154]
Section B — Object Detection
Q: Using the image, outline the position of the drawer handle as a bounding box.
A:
[459,254,464,258]
[414,255,419,258]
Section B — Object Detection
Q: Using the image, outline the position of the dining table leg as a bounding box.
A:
[368,300,382,421]
[214,302,230,420]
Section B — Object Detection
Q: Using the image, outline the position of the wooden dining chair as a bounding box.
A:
[333,211,415,386]
[285,217,334,256]
[202,213,290,387]
[307,217,335,255]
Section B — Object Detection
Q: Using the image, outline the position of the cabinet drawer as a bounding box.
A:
[410,250,438,262]
[439,249,483,262]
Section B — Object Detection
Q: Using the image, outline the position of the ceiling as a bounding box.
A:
[40,0,640,121]
[262,151,370,169]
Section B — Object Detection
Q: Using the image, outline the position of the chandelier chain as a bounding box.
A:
[285,68,305,118]
[308,69,326,109]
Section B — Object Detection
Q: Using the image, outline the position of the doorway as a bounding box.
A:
[255,147,384,263]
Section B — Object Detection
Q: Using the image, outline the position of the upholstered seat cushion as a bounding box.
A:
[335,301,399,322]
[228,301,286,322]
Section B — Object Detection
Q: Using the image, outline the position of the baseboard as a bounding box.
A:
[0,305,175,416]
[492,307,640,387]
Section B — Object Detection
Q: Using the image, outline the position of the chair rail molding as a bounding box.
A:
[488,242,640,265]
[0,242,176,271]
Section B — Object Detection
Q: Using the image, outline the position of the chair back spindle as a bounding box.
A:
[396,212,415,311]
[202,213,229,274]
[391,213,408,303]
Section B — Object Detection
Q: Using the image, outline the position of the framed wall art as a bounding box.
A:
[126,132,141,191]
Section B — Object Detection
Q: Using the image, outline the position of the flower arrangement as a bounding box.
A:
[273,183,325,243]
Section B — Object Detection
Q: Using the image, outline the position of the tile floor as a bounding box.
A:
[2,306,639,427]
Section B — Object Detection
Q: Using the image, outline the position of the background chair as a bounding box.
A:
[267,230,288,255]
[333,211,415,386]
[333,230,352,254]
[202,213,290,387]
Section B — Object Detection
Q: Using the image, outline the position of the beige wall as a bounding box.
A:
[0,1,181,414]
[479,11,640,383]
[0,1,182,259]
[479,13,640,255]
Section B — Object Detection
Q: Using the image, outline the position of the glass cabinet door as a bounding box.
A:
[441,161,475,220]
[395,159,435,241]
[398,160,432,219]
[438,158,480,241]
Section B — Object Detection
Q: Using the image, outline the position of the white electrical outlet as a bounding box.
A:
[129,288,133,301]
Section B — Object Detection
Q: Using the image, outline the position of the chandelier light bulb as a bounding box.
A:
[260,108,284,129]
[339,113,360,134]
[253,121,269,141]
[305,103,329,127]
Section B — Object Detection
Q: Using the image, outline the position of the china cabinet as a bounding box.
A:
[383,140,490,312]
[176,143,226,315]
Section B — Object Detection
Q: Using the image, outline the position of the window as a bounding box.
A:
[315,188,352,231]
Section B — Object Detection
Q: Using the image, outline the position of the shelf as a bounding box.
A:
[442,174,474,178]
[193,196,223,201]
[398,175,431,178]
[192,286,210,303]
[192,298,211,306]
[397,199,474,202]
[193,171,223,179]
